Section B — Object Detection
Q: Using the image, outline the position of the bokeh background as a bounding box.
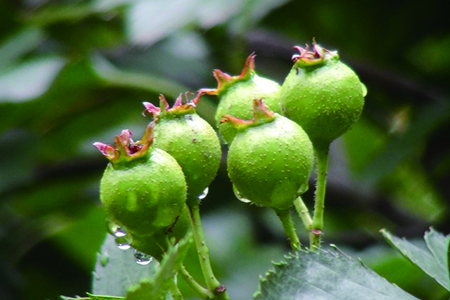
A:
[1,0,449,299]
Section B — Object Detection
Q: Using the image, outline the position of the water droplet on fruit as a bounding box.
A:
[134,250,152,265]
[233,185,251,203]
[115,236,131,250]
[116,242,131,250]
[108,221,127,237]
[198,187,209,200]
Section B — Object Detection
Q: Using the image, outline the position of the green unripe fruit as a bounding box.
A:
[94,127,187,237]
[280,42,366,150]
[202,54,281,144]
[224,99,314,210]
[143,92,221,202]
[130,205,190,260]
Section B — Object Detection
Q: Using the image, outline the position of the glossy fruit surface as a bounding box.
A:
[202,54,281,144]
[130,205,191,260]
[225,100,314,210]
[280,42,365,149]
[95,127,187,237]
[143,92,221,201]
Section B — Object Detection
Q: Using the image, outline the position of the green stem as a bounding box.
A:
[187,202,230,300]
[311,146,330,250]
[179,265,214,299]
[293,196,315,249]
[170,278,184,300]
[274,208,301,251]
[293,196,312,232]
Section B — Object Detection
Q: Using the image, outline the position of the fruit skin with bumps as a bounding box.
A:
[130,205,191,260]
[224,100,314,210]
[202,54,281,144]
[280,42,365,150]
[143,92,221,203]
[95,128,187,238]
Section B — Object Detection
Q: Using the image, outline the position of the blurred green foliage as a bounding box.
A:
[0,0,449,299]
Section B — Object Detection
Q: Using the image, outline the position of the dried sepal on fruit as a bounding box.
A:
[143,92,221,203]
[201,54,281,144]
[94,124,187,238]
[280,40,366,150]
[224,99,314,210]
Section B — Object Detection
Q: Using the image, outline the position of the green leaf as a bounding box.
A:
[382,228,450,291]
[0,28,45,69]
[254,248,418,300]
[92,235,154,296]
[0,57,66,102]
[125,0,199,46]
[125,233,193,300]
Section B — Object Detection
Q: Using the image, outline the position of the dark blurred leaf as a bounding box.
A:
[52,206,107,272]
[382,228,450,291]
[361,104,450,182]
[61,294,124,300]
[0,28,45,69]
[125,233,192,300]
[0,57,66,102]
[91,55,217,124]
[255,248,418,300]
[24,1,129,26]
[92,235,153,296]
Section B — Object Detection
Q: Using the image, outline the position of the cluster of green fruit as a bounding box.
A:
[94,41,365,264]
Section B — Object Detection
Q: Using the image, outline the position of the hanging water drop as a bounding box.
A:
[233,184,251,203]
[134,250,152,265]
[198,187,209,200]
[108,221,127,237]
[115,236,131,250]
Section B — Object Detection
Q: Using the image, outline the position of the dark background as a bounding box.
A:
[1,0,449,299]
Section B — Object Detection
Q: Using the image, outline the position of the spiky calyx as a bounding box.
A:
[200,54,281,144]
[143,92,202,121]
[201,53,256,97]
[280,41,365,150]
[221,99,275,131]
[226,101,314,210]
[291,40,339,68]
[142,93,221,202]
[94,128,153,167]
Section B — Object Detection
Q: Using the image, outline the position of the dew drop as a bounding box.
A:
[232,185,251,204]
[115,236,131,250]
[108,221,127,238]
[116,242,131,250]
[134,250,153,265]
[198,187,209,200]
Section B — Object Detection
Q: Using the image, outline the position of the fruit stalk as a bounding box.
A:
[187,202,230,300]
[293,196,312,232]
[170,279,184,300]
[311,146,329,250]
[179,265,214,299]
[274,208,301,251]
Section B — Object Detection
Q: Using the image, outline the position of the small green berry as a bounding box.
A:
[224,99,314,210]
[94,126,187,237]
[280,41,366,150]
[202,54,281,144]
[143,92,221,203]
